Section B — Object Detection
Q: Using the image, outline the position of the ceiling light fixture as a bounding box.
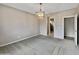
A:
[36,3,45,18]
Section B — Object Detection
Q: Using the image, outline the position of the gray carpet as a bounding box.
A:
[0,35,79,55]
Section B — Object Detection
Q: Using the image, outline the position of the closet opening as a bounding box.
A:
[64,17,75,40]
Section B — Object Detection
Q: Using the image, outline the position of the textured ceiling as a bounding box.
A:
[2,3,79,14]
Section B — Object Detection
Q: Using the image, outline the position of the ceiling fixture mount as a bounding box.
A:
[36,3,45,17]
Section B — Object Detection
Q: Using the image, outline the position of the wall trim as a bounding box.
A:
[63,15,75,18]
[0,34,39,47]
[64,35,74,38]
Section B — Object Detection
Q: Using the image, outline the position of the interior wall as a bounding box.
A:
[0,5,40,46]
[64,17,74,37]
[40,16,47,36]
[48,8,76,39]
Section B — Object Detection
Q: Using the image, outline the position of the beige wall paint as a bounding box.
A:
[0,5,40,46]
[40,16,47,36]
[0,4,78,46]
[48,8,76,39]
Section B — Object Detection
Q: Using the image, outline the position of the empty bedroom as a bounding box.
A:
[0,3,79,55]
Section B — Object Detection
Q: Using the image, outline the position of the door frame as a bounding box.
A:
[74,14,77,46]
[64,16,75,38]
[47,17,54,36]
[63,15,77,46]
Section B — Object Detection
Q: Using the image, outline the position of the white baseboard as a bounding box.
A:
[40,33,47,36]
[0,34,39,47]
[65,35,74,37]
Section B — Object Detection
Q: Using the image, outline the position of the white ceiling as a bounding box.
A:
[2,3,79,14]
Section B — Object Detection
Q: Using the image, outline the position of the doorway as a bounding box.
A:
[64,17,75,40]
[47,17,54,37]
[77,15,79,45]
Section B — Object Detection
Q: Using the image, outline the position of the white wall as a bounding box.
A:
[0,5,40,46]
[0,4,78,46]
[40,8,76,39]
[40,16,47,36]
[48,8,76,39]
[64,17,74,37]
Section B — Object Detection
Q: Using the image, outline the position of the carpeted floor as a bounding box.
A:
[0,35,79,55]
